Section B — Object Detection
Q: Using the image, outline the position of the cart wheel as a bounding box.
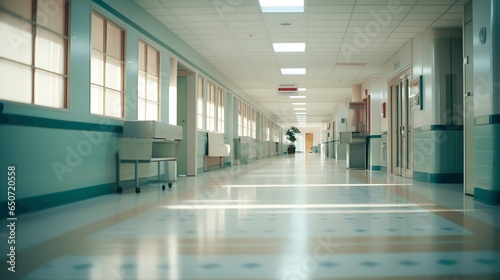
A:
[117,186,123,194]
[162,185,165,191]
[135,187,141,193]
[168,182,173,188]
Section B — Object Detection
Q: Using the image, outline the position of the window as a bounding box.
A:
[242,103,248,136]
[237,101,256,138]
[217,88,224,133]
[251,110,256,138]
[91,12,125,118]
[207,82,216,132]
[138,41,160,121]
[0,0,68,108]
[265,118,271,141]
[238,101,242,136]
[273,123,279,142]
[197,76,204,130]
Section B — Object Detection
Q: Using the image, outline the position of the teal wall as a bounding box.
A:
[474,122,500,204]
[329,141,336,158]
[381,134,388,172]
[367,136,382,171]
[413,127,463,183]
[337,143,347,161]
[471,0,500,204]
[0,124,118,199]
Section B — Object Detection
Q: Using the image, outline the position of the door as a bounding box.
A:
[464,20,475,195]
[389,69,413,178]
[306,133,314,153]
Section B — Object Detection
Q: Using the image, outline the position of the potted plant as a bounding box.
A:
[286,126,301,154]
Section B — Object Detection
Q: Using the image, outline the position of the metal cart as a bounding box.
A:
[116,121,182,193]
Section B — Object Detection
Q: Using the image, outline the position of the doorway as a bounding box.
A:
[388,68,413,178]
[176,62,196,176]
[306,133,314,153]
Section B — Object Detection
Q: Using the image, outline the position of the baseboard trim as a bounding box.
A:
[0,183,113,218]
[0,176,167,218]
[413,171,464,183]
[474,187,500,205]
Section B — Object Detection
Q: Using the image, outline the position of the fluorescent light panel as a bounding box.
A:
[273,43,306,52]
[259,0,304,13]
[298,88,307,92]
[289,96,306,99]
[281,68,306,75]
[295,112,306,115]
[294,108,306,110]
[292,103,306,105]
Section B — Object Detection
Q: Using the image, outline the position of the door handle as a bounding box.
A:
[401,126,405,135]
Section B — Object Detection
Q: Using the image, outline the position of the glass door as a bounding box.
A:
[389,70,413,178]
[390,82,401,176]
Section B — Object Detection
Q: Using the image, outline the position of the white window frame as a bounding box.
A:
[217,88,224,133]
[207,82,216,132]
[197,76,204,130]
[137,40,160,121]
[90,12,125,118]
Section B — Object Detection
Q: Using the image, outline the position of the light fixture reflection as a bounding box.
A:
[166,203,425,210]
[222,183,413,187]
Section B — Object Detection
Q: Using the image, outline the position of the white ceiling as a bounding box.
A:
[133,0,465,127]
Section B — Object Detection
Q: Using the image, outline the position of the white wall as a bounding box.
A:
[361,76,382,135]
[333,103,349,139]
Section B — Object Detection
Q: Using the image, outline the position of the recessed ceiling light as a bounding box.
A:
[281,68,306,75]
[294,108,306,110]
[292,103,306,105]
[259,0,304,13]
[295,112,306,115]
[289,96,306,99]
[273,43,305,52]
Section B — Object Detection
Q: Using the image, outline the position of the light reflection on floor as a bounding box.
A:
[2,154,500,280]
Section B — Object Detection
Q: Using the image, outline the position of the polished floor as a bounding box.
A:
[2,154,500,280]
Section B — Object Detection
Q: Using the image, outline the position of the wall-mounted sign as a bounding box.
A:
[277,83,298,96]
